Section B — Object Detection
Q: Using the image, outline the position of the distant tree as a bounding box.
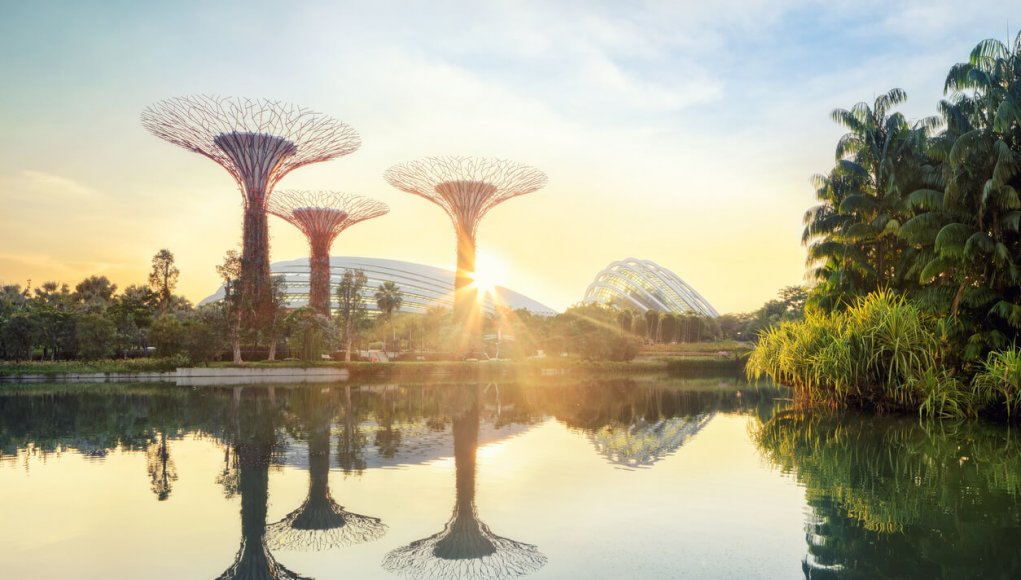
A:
[375,281,404,355]
[216,250,243,363]
[150,314,185,357]
[659,314,677,344]
[633,315,648,340]
[29,282,75,360]
[336,269,368,362]
[263,276,289,361]
[73,275,117,313]
[107,284,155,357]
[181,317,221,365]
[422,306,450,352]
[75,313,116,360]
[644,310,660,343]
[287,307,336,361]
[0,311,38,361]
[148,249,180,314]
[617,309,634,336]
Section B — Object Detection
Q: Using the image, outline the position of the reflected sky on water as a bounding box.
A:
[1,376,1017,578]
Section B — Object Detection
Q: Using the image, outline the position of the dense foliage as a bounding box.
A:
[804,33,1021,358]
[751,33,1021,419]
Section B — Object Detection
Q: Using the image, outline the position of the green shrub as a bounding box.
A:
[75,313,116,360]
[973,347,1021,418]
[748,290,968,416]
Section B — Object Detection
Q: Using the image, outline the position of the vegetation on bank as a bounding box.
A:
[1,355,742,382]
[0,245,749,368]
[0,356,186,376]
[749,33,1021,420]
[747,291,1021,419]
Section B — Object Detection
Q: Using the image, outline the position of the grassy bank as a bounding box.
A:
[0,356,185,376]
[746,290,1021,420]
[0,356,682,382]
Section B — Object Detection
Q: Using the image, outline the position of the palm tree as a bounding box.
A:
[375,281,403,356]
[900,33,1021,357]
[804,88,924,308]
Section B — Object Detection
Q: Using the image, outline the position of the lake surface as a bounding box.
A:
[1,376,1019,579]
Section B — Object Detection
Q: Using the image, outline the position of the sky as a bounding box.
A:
[1,0,1020,313]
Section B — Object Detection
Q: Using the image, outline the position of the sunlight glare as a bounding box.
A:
[472,249,510,294]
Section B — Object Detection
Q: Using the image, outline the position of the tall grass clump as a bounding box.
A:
[973,347,1021,419]
[747,290,973,417]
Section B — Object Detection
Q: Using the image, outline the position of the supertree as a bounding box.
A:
[141,96,361,322]
[381,385,547,579]
[384,157,547,351]
[268,191,388,316]
[266,387,386,551]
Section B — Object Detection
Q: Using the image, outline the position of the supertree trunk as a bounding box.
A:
[309,237,332,316]
[267,191,388,318]
[383,157,546,356]
[142,97,362,337]
[242,203,273,322]
[454,226,480,351]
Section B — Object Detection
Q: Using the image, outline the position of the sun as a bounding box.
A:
[472,249,510,294]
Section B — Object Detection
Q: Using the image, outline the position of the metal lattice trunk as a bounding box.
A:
[384,157,547,352]
[269,191,388,316]
[142,96,361,328]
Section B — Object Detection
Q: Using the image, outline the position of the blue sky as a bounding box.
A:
[1,0,1019,312]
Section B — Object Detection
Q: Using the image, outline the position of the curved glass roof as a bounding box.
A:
[200,256,557,316]
[582,258,719,317]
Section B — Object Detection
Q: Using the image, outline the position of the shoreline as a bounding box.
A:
[0,357,745,385]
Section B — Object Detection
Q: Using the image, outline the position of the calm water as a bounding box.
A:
[1,377,1019,579]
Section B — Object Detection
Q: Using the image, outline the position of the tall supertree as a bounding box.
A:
[268,191,388,316]
[381,385,547,579]
[384,157,547,351]
[141,96,361,322]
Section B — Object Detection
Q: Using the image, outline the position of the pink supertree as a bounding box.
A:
[142,96,361,322]
[384,157,547,350]
[268,191,388,316]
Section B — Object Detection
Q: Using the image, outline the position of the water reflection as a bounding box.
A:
[526,379,763,468]
[146,431,177,500]
[267,387,386,551]
[0,378,795,578]
[217,389,308,580]
[755,410,1021,579]
[382,385,547,579]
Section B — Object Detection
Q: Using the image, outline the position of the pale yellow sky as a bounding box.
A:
[2,1,1018,312]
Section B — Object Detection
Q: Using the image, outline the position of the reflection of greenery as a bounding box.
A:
[754,411,1021,578]
[0,388,229,464]
[146,431,177,501]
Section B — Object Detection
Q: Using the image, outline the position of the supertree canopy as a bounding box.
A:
[268,191,388,316]
[141,96,361,321]
[384,157,547,349]
[381,386,547,579]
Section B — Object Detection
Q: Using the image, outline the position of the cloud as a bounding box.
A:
[3,170,99,201]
